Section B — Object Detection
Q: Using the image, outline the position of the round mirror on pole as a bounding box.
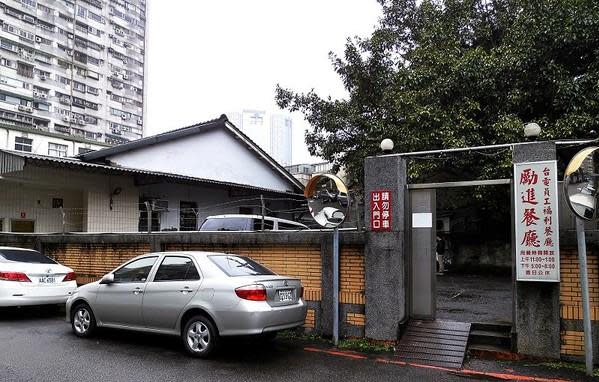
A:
[304,174,349,228]
[564,146,599,220]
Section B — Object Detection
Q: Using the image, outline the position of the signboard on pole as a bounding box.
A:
[370,190,392,231]
[514,160,560,282]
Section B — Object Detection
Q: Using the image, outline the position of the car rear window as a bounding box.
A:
[199,218,250,231]
[208,255,275,277]
[0,249,56,264]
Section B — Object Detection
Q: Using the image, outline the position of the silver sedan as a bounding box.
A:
[66,251,307,357]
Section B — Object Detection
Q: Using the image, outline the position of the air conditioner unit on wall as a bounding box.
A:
[35,36,42,43]
[62,116,70,122]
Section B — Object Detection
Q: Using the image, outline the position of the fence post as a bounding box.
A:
[144,201,152,234]
[59,207,66,234]
[260,194,265,231]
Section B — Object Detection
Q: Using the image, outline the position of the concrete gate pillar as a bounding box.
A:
[513,141,561,358]
[364,155,407,340]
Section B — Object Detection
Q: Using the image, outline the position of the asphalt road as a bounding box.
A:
[0,307,478,382]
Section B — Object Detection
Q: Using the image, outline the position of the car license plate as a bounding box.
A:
[39,276,55,284]
[278,289,293,302]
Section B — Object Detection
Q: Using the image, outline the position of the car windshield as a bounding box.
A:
[208,255,275,277]
[0,249,56,264]
[199,218,249,231]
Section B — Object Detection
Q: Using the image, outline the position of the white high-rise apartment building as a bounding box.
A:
[0,0,146,157]
[227,110,292,166]
[269,114,292,166]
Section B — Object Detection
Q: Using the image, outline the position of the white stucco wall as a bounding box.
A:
[138,182,262,231]
[106,129,295,193]
[0,165,138,233]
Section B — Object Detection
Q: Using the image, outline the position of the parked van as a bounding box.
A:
[199,214,308,231]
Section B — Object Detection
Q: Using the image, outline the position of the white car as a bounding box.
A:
[0,247,77,307]
[199,215,308,231]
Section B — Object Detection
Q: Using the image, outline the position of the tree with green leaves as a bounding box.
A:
[276,0,599,188]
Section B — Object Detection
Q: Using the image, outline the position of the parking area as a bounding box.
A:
[0,307,466,382]
[1,306,594,382]
[436,273,512,323]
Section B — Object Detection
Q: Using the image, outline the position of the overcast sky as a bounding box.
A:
[145,0,381,164]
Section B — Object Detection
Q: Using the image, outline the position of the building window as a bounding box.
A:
[52,198,64,208]
[15,137,33,152]
[248,113,263,125]
[48,143,68,157]
[33,102,50,111]
[16,63,34,78]
[73,81,86,92]
[87,85,99,95]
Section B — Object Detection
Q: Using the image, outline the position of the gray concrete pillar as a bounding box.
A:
[513,141,561,359]
[319,236,334,335]
[364,155,407,340]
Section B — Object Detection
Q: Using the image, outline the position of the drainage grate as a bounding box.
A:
[393,320,471,369]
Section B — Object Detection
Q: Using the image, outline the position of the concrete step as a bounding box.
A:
[470,322,512,334]
[469,329,511,348]
[467,343,523,361]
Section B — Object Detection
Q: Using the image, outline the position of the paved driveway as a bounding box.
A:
[436,273,512,323]
[0,307,591,382]
[0,308,471,382]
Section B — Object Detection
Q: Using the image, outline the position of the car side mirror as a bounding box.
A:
[100,273,114,285]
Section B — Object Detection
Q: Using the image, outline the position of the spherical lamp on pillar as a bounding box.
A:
[380,138,394,154]
[524,122,541,141]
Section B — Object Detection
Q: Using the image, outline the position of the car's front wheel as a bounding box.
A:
[182,315,218,358]
[71,303,96,338]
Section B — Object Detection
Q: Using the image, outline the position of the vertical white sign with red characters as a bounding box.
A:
[371,190,392,231]
[514,160,560,282]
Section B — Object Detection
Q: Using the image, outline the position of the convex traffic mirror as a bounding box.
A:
[304,174,349,228]
[564,146,599,220]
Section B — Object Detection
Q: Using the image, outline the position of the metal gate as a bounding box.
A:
[406,179,513,320]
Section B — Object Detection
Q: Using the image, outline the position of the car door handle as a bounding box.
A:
[133,288,143,295]
[180,287,193,294]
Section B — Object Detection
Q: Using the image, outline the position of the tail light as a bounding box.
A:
[63,272,77,282]
[0,271,31,282]
[235,284,267,301]
[300,286,304,299]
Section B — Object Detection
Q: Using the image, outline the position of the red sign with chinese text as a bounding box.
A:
[371,190,392,231]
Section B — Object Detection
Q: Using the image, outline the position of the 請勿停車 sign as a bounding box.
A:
[371,190,392,231]
[514,160,560,282]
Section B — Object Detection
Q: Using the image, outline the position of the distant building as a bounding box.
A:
[270,114,292,166]
[227,110,292,166]
[0,0,147,157]
[285,162,334,186]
